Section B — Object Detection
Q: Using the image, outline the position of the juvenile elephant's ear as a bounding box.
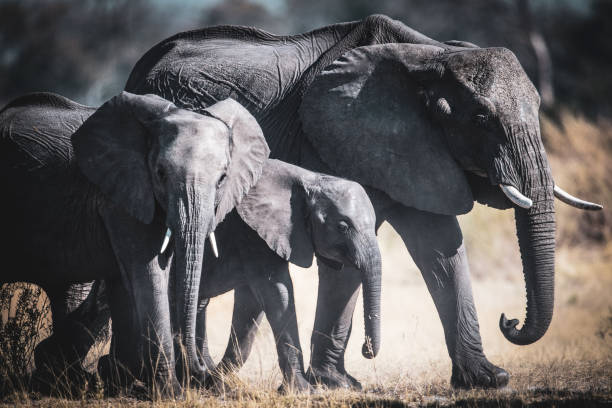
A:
[236,160,314,268]
[300,43,474,215]
[72,92,175,224]
[204,98,270,227]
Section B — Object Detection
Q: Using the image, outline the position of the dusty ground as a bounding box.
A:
[2,113,611,406]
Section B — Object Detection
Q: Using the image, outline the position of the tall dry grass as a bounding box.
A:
[1,112,610,406]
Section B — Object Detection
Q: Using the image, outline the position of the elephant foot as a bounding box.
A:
[98,354,137,397]
[450,357,510,389]
[30,365,96,397]
[277,373,314,394]
[98,354,181,399]
[306,365,362,390]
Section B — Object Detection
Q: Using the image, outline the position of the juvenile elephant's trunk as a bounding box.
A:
[172,185,210,381]
[359,237,382,358]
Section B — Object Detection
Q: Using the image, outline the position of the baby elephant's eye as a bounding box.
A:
[337,221,349,233]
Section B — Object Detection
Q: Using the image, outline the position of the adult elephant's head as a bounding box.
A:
[236,160,382,358]
[72,92,269,376]
[300,43,602,346]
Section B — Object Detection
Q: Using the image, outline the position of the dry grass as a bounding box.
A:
[1,112,611,406]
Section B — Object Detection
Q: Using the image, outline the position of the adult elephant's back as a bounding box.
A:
[125,15,442,162]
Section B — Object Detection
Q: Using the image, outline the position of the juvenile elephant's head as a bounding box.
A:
[72,92,269,376]
[301,43,602,346]
[236,159,382,358]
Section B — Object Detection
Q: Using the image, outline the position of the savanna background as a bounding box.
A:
[0,0,610,406]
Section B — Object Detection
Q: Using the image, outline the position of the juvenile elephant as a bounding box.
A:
[125,15,602,389]
[0,92,269,393]
[191,159,381,392]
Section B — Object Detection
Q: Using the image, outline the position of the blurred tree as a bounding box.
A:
[1,0,610,118]
[0,0,182,106]
[201,0,287,33]
[518,0,555,109]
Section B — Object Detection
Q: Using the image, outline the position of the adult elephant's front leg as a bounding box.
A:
[385,205,509,388]
[307,260,362,390]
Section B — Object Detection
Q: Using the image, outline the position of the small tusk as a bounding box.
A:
[500,184,533,209]
[209,232,219,258]
[554,185,603,211]
[160,228,172,254]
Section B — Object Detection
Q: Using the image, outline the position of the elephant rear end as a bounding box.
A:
[0,93,113,284]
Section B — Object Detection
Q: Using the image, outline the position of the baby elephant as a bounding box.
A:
[194,159,382,392]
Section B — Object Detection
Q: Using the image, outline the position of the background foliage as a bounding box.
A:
[0,0,611,119]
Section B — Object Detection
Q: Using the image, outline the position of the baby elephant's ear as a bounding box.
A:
[236,160,314,268]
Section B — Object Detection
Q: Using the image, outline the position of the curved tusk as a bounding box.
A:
[554,185,603,211]
[160,228,172,254]
[500,184,533,209]
[209,232,219,258]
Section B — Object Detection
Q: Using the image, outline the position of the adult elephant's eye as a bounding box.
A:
[338,221,349,233]
[217,173,227,189]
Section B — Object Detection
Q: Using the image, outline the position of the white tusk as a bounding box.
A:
[160,228,172,254]
[554,185,603,211]
[209,232,219,258]
[500,184,533,209]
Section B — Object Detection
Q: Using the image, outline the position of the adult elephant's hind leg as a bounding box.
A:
[386,206,509,389]
[307,261,362,390]
[32,282,106,394]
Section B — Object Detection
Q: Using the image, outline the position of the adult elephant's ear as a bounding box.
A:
[300,43,473,215]
[204,98,270,228]
[236,160,314,268]
[72,91,175,224]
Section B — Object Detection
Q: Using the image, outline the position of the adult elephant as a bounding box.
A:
[125,14,602,389]
[0,92,269,393]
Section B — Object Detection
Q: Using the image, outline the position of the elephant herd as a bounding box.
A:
[0,14,602,396]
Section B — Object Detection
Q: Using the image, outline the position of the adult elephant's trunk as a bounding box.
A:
[171,184,210,380]
[497,125,556,346]
[359,236,382,358]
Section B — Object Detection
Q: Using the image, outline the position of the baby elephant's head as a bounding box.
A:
[237,159,382,359]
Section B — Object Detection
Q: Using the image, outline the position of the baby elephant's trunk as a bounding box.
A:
[359,236,382,359]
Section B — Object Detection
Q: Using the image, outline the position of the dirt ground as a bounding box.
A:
[3,113,611,406]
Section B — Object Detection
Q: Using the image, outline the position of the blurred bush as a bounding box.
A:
[0,283,50,393]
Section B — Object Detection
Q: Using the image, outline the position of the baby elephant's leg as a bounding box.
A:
[249,264,311,393]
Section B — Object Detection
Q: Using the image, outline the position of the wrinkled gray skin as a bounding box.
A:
[122,14,600,389]
[190,159,381,392]
[0,92,269,394]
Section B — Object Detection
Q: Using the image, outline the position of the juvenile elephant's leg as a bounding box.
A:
[251,266,311,393]
[307,261,362,390]
[212,286,264,379]
[385,205,509,389]
[98,278,138,395]
[101,210,179,397]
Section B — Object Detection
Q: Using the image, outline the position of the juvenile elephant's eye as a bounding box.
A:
[337,221,349,233]
[156,167,166,182]
[474,113,489,124]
